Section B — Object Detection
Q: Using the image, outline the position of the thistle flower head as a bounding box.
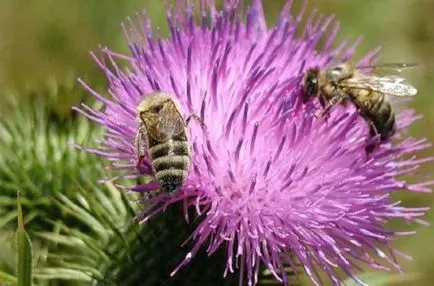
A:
[76,0,433,285]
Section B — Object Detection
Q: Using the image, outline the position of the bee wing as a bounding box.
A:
[340,76,418,97]
[356,63,420,72]
[155,101,186,139]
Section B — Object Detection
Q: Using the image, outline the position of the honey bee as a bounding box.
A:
[135,92,203,193]
[302,62,418,152]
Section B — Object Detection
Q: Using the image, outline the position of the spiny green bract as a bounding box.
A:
[0,80,240,285]
[0,79,104,231]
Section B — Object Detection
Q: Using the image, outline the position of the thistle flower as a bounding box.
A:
[76,0,433,285]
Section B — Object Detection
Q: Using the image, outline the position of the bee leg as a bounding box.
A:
[316,91,346,119]
[317,98,341,118]
[317,96,331,119]
[135,124,147,157]
[318,95,327,109]
[358,111,379,138]
[186,114,207,130]
[317,103,334,119]
[364,117,380,154]
[368,121,379,137]
[135,124,148,172]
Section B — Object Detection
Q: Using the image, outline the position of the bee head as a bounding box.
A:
[137,92,173,122]
[303,68,320,102]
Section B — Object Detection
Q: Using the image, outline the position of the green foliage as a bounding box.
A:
[16,192,33,286]
[34,181,239,285]
[344,272,423,286]
[0,270,17,284]
[0,79,104,231]
[0,81,107,283]
[0,82,240,285]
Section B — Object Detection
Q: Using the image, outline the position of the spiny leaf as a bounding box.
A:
[33,232,87,249]
[33,268,93,281]
[0,80,105,233]
[16,192,33,286]
[1,84,240,285]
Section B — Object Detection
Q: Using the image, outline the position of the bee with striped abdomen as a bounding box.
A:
[302,62,418,152]
[135,92,202,193]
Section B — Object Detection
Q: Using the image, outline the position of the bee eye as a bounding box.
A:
[151,105,163,113]
[328,66,344,79]
[308,76,318,88]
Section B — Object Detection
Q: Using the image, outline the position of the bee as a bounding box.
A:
[302,62,418,152]
[135,92,203,193]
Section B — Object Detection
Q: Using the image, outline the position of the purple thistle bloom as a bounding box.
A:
[76,0,433,285]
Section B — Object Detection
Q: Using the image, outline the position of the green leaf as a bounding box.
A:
[0,270,17,283]
[16,192,33,286]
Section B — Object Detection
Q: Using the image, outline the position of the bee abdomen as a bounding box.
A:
[149,140,189,158]
[152,155,190,172]
[371,93,386,111]
[377,112,396,141]
[155,169,189,193]
[372,101,395,141]
[148,139,190,193]
[155,169,188,180]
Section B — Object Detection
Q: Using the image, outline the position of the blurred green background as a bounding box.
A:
[0,0,433,285]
